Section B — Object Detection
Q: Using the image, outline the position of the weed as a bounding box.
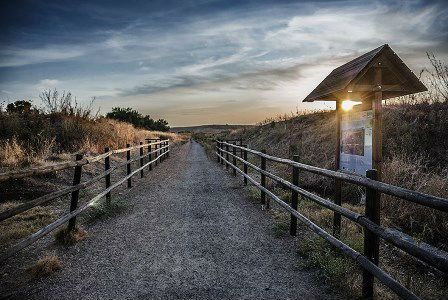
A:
[26,253,62,278]
[54,226,88,245]
[84,198,129,222]
[0,202,55,246]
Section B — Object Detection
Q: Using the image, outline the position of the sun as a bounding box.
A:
[341,100,362,111]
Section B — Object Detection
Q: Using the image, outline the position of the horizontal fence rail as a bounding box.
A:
[0,139,170,262]
[215,139,448,300]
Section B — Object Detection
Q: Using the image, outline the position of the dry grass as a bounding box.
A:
[54,226,88,245]
[0,202,56,247]
[26,253,62,278]
[382,155,448,248]
[212,101,448,299]
[0,114,186,168]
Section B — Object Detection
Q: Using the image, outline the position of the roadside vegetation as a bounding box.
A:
[0,89,180,169]
[0,90,186,271]
[194,53,448,298]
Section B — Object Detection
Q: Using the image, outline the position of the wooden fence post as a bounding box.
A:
[68,154,83,231]
[139,142,144,178]
[232,143,237,177]
[260,149,266,206]
[226,142,229,170]
[126,143,132,188]
[333,179,342,237]
[160,140,164,162]
[165,140,168,159]
[220,141,224,165]
[243,144,248,185]
[155,140,159,166]
[148,141,152,171]
[104,147,111,203]
[362,169,380,299]
[290,155,299,236]
[166,140,170,158]
[217,140,220,163]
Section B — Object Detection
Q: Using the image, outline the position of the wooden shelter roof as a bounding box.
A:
[303,44,427,102]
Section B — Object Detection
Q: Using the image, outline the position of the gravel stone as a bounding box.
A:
[5,141,339,300]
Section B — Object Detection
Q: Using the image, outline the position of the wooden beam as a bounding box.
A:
[347,84,410,92]
[372,63,383,180]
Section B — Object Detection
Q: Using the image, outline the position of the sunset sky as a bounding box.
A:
[1,0,447,126]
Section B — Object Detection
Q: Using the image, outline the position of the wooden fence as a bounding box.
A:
[216,139,448,300]
[0,138,170,262]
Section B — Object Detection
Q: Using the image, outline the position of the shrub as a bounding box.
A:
[106,107,170,132]
[26,254,62,278]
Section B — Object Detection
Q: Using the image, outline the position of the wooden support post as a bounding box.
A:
[166,141,170,158]
[148,142,152,171]
[139,142,144,178]
[225,142,229,170]
[363,169,380,299]
[155,140,159,166]
[290,155,299,236]
[232,143,237,177]
[260,149,266,206]
[243,145,248,185]
[104,147,111,203]
[373,63,383,180]
[68,154,83,231]
[333,101,342,238]
[159,140,163,162]
[217,140,220,163]
[220,141,224,165]
[126,143,132,188]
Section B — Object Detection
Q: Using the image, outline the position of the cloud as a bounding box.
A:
[0,46,88,67]
[35,79,60,91]
[0,0,447,125]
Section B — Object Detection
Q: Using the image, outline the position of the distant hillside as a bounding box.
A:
[171,124,252,133]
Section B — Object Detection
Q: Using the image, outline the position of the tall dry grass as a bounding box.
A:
[224,101,448,248]
[0,112,185,168]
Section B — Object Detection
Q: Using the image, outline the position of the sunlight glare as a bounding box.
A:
[341,100,362,111]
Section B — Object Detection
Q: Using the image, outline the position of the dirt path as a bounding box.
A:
[4,141,338,300]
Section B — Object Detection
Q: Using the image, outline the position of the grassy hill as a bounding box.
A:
[194,101,448,298]
[171,124,252,134]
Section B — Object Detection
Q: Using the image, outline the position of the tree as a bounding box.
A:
[106,107,170,131]
[6,100,33,114]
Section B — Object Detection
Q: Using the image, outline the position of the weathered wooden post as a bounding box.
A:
[160,140,164,162]
[220,141,224,165]
[126,143,132,188]
[260,149,266,206]
[334,101,342,238]
[225,142,229,170]
[139,142,144,178]
[290,154,299,236]
[148,141,152,171]
[243,144,248,185]
[155,140,159,166]
[217,140,220,163]
[232,142,237,176]
[166,140,170,158]
[104,147,111,203]
[362,169,380,298]
[68,154,83,231]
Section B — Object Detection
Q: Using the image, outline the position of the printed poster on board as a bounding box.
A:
[339,110,373,176]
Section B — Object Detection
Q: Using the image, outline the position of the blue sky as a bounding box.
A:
[1,0,447,126]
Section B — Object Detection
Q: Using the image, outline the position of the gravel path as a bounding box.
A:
[5,141,338,300]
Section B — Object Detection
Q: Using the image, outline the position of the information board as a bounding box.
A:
[339,110,373,175]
